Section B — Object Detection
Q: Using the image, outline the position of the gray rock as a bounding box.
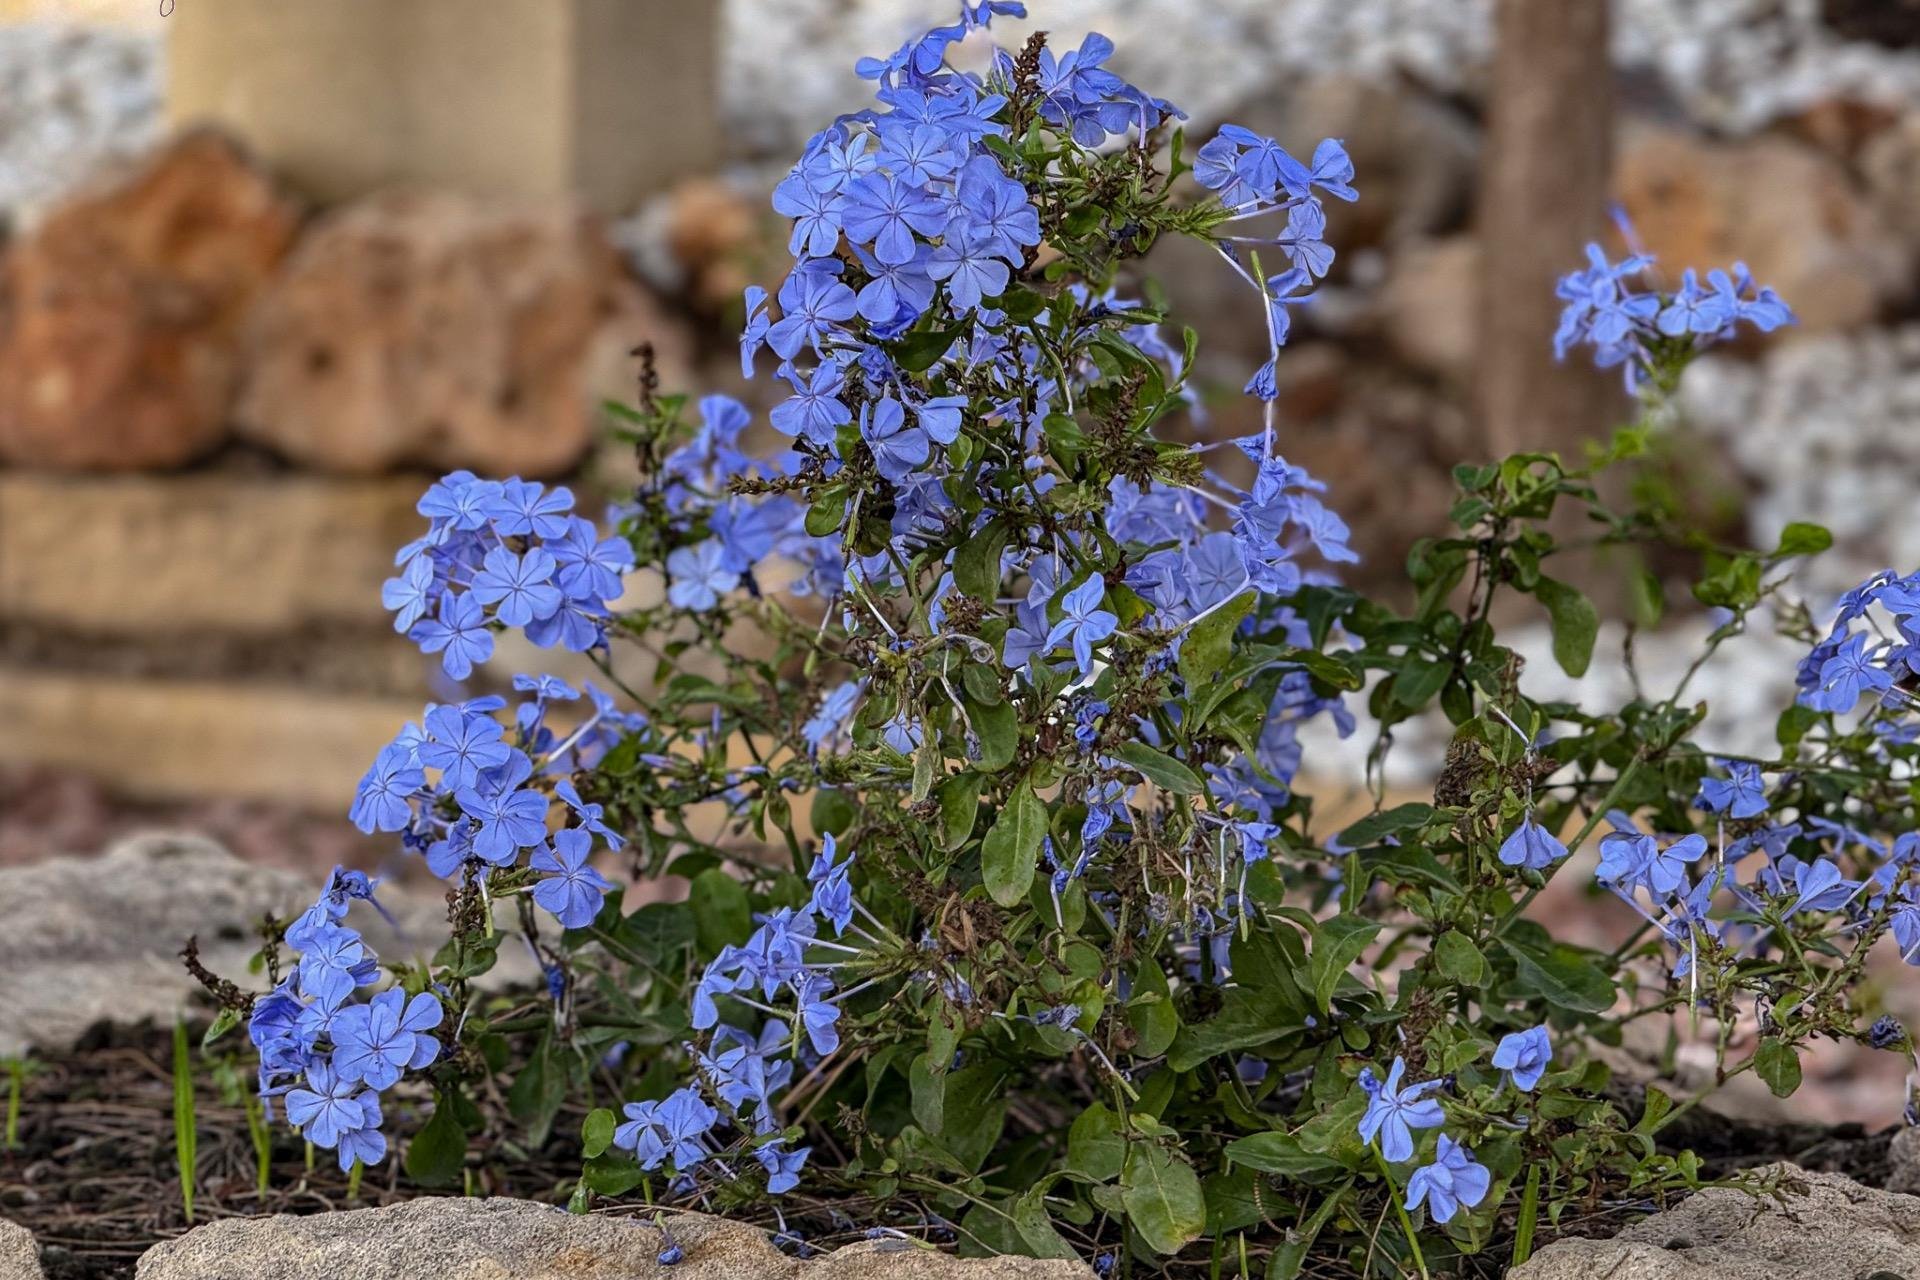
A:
[1885,1124,1920,1195]
[133,1197,1088,1280]
[0,1220,43,1280]
[0,832,528,1058]
[1509,1165,1920,1279]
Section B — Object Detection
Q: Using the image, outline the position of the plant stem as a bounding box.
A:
[1370,1147,1430,1280]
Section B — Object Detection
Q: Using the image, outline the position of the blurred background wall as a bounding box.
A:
[0,0,1916,854]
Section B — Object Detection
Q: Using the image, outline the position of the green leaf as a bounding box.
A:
[953,517,1011,602]
[406,1094,468,1188]
[580,1152,645,1196]
[581,1108,616,1160]
[894,323,967,372]
[1756,1039,1802,1098]
[1110,741,1203,795]
[1012,1185,1079,1260]
[1067,1103,1126,1182]
[1392,655,1451,709]
[803,487,847,538]
[1534,576,1599,677]
[1337,803,1434,847]
[910,1053,946,1135]
[966,695,1017,771]
[1498,939,1616,1014]
[1121,1145,1207,1256]
[1168,988,1295,1071]
[1433,931,1488,987]
[689,868,753,955]
[200,1007,244,1050]
[1127,961,1180,1058]
[937,773,984,851]
[1223,1131,1349,1178]
[982,779,1047,907]
[1773,521,1832,559]
[1308,914,1380,1014]
[1178,590,1256,688]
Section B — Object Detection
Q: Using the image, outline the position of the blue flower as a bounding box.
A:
[1497,816,1567,871]
[1696,761,1768,819]
[350,743,423,834]
[531,828,613,928]
[1045,574,1119,676]
[1804,632,1893,714]
[949,154,1039,263]
[488,479,575,540]
[380,555,436,633]
[803,682,862,752]
[296,923,369,1008]
[1002,601,1051,672]
[767,269,858,360]
[1491,1024,1552,1091]
[840,173,949,265]
[771,172,844,259]
[797,975,842,1056]
[666,540,739,612]
[284,1060,373,1151]
[410,592,494,680]
[1404,1135,1490,1224]
[1645,833,1708,896]
[550,519,633,603]
[1356,1057,1444,1162]
[455,754,549,865]
[861,396,930,482]
[330,988,443,1090]
[418,705,512,792]
[470,546,564,627]
[755,1139,811,1194]
[929,228,1009,312]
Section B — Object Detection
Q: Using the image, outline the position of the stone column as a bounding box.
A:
[164,0,718,213]
[1474,0,1616,457]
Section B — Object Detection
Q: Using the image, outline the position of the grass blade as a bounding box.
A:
[172,1019,197,1224]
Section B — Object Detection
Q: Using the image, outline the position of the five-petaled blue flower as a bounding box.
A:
[1491,1024,1552,1092]
[1497,815,1567,872]
[1045,575,1119,676]
[330,988,443,1090]
[666,540,739,612]
[1357,1057,1445,1162]
[1404,1134,1491,1225]
[531,827,614,928]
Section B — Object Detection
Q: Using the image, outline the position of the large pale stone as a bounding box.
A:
[164,0,717,215]
[134,1198,1089,1279]
[0,472,423,633]
[1509,1165,1920,1279]
[0,1220,42,1280]
[0,670,419,806]
[235,190,684,477]
[0,129,300,469]
[0,832,531,1058]
[1616,124,1912,332]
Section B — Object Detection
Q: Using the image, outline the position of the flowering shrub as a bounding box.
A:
[194,5,1920,1275]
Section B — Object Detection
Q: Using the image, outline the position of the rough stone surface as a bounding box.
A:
[0,1219,42,1280]
[720,0,1920,154]
[0,129,301,469]
[0,472,424,634]
[1886,1124,1920,1195]
[0,832,526,1057]
[1509,1165,1920,1279]
[1681,325,1920,602]
[1616,124,1911,333]
[235,190,686,478]
[134,1198,1089,1280]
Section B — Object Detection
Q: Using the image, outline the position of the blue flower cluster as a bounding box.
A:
[1358,1028,1549,1225]
[249,869,443,1170]
[1795,570,1920,717]
[382,473,636,677]
[1553,218,1794,390]
[350,678,629,918]
[606,837,861,1194]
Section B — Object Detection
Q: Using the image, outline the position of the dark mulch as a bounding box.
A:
[0,1025,578,1280]
[1,1023,1905,1280]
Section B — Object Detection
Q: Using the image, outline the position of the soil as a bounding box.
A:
[2,1020,1906,1280]
[0,1024,580,1280]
